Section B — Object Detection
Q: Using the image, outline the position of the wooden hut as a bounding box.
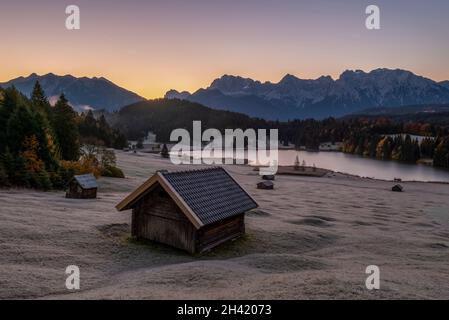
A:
[257,181,274,190]
[66,174,98,199]
[116,167,258,254]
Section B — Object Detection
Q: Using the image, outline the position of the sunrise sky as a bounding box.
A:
[1,0,449,98]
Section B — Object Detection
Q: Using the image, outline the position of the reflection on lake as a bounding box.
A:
[188,149,449,182]
[277,150,449,182]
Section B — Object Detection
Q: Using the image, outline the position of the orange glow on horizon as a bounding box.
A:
[1,0,449,99]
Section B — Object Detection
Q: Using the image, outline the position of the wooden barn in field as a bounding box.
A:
[66,174,98,199]
[257,181,274,190]
[116,167,258,254]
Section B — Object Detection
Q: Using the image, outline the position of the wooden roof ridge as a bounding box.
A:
[161,166,223,175]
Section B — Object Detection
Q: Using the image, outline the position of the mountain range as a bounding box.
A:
[2,69,449,120]
[166,69,449,120]
[0,73,145,112]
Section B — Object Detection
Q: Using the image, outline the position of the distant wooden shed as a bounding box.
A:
[257,181,274,190]
[116,167,258,254]
[66,174,98,199]
[392,184,404,192]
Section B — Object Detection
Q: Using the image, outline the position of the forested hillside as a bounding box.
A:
[109,99,270,141]
[0,82,126,189]
[110,99,449,169]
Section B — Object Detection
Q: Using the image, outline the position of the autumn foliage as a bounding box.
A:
[0,82,125,190]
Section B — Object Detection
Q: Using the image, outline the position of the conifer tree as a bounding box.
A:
[52,94,80,161]
[294,155,300,170]
[434,138,449,168]
[161,143,169,158]
[31,81,51,115]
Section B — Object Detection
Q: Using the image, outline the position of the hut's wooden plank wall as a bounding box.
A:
[66,181,97,199]
[132,185,196,252]
[131,185,245,253]
[197,215,245,253]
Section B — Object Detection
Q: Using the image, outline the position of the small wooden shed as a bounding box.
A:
[116,167,258,254]
[66,174,98,199]
[257,181,274,190]
[392,184,404,192]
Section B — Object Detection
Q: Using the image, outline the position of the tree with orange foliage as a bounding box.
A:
[20,135,44,173]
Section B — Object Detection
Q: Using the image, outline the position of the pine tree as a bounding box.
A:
[112,129,128,149]
[6,103,36,154]
[33,111,59,171]
[10,154,31,187]
[161,144,169,158]
[1,87,22,154]
[0,91,7,155]
[301,160,306,171]
[31,81,51,115]
[79,110,97,139]
[434,138,449,168]
[294,155,300,170]
[0,160,9,187]
[30,81,59,167]
[52,94,80,161]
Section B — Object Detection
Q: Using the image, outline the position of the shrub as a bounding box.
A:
[100,148,117,168]
[58,164,75,186]
[60,157,101,178]
[30,170,53,190]
[49,171,64,189]
[38,171,53,190]
[61,148,124,180]
[101,166,125,178]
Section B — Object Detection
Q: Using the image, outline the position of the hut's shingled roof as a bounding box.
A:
[161,168,258,225]
[73,174,98,189]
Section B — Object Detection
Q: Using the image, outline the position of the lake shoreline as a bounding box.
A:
[184,148,449,182]
[251,163,449,184]
[274,150,449,183]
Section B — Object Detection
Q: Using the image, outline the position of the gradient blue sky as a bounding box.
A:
[1,0,448,97]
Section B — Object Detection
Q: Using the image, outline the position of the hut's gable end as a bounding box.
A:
[139,185,188,222]
[66,174,97,199]
[132,185,196,252]
[116,174,203,229]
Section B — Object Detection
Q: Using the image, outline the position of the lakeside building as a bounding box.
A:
[319,142,343,152]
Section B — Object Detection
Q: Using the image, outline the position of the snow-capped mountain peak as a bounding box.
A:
[165,68,449,120]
